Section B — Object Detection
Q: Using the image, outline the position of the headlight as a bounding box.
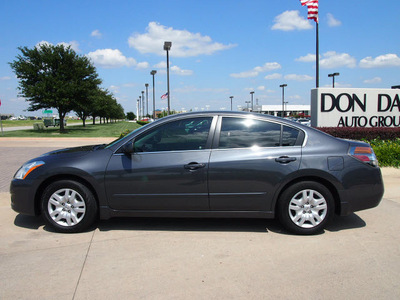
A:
[14,161,45,180]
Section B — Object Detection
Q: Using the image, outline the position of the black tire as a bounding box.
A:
[41,180,98,233]
[277,181,334,235]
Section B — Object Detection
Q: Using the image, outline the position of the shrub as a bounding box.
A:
[33,123,44,131]
[317,127,400,140]
[368,138,400,168]
[136,121,150,126]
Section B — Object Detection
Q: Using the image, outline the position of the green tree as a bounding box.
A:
[126,112,136,120]
[9,44,101,132]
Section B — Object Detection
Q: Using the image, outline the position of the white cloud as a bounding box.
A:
[86,49,136,68]
[264,73,282,80]
[296,52,356,68]
[364,77,382,84]
[91,29,102,38]
[320,51,357,68]
[284,74,313,81]
[296,53,316,63]
[257,86,266,91]
[230,70,259,78]
[231,62,281,78]
[174,86,228,93]
[36,40,80,52]
[154,61,167,69]
[109,85,120,93]
[0,76,11,81]
[272,10,312,31]
[136,62,149,69]
[359,54,400,68]
[152,61,193,76]
[327,13,341,27]
[171,66,193,76]
[128,22,236,57]
[254,62,281,72]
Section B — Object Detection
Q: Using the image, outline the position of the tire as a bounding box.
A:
[41,180,98,233]
[277,181,334,235]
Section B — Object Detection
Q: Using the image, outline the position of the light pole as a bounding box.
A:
[284,101,289,115]
[280,84,287,118]
[141,91,145,119]
[230,96,234,111]
[151,70,157,119]
[164,41,172,114]
[250,91,254,111]
[245,101,251,111]
[145,83,149,117]
[138,96,141,120]
[136,99,139,120]
[328,72,339,88]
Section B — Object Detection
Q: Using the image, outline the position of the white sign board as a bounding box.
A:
[311,88,400,127]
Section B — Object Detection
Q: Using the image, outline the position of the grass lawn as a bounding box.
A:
[1,121,141,138]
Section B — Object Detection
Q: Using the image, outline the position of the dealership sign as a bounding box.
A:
[311,88,400,127]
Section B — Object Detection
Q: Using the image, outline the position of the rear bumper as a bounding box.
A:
[338,168,384,216]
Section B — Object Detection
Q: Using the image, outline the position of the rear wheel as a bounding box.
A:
[278,181,334,235]
[41,180,98,233]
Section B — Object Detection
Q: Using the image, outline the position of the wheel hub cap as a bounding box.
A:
[47,188,86,227]
[288,189,327,229]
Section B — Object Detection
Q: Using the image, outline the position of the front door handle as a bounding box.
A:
[275,156,297,164]
[184,162,206,170]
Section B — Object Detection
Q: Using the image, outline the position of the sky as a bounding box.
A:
[0,0,399,116]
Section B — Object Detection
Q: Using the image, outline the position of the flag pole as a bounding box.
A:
[316,22,319,88]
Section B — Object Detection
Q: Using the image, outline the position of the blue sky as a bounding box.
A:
[1,0,399,116]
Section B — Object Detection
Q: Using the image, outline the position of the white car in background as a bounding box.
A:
[297,118,311,126]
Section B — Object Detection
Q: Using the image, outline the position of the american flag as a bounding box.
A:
[161,92,168,100]
[300,0,318,23]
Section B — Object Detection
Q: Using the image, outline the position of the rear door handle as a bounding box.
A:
[184,162,206,170]
[275,156,297,164]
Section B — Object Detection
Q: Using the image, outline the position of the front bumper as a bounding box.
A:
[10,178,39,216]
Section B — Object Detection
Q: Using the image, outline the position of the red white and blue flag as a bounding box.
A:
[300,0,318,23]
[161,92,168,100]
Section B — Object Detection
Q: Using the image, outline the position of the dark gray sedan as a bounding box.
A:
[10,111,384,234]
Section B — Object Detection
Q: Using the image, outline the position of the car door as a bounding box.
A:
[208,116,303,212]
[105,116,216,211]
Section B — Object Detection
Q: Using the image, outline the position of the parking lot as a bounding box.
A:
[1,138,399,299]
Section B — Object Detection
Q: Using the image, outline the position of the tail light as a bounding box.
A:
[349,145,378,167]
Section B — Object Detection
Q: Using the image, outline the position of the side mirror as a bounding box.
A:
[121,140,135,154]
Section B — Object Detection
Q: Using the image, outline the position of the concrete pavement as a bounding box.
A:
[0,138,399,299]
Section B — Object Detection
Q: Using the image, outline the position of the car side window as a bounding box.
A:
[134,117,213,152]
[219,117,281,148]
[282,126,301,146]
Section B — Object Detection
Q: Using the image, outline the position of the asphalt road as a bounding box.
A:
[1,138,399,299]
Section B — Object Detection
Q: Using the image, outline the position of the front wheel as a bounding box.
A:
[277,181,334,235]
[41,180,98,233]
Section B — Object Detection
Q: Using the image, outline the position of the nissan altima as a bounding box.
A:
[10,111,384,234]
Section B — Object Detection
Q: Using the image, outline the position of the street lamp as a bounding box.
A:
[250,91,254,111]
[280,84,287,118]
[145,83,149,117]
[150,70,157,119]
[138,96,141,120]
[245,101,251,111]
[136,99,139,120]
[328,72,340,88]
[284,101,289,115]
[229,96,234,111]
[164,41,172,114]
[141,91,145,118]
